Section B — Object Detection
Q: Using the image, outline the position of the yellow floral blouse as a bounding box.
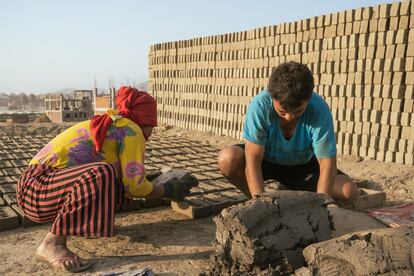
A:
[30,116,153,198]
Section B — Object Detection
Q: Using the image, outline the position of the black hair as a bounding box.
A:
[267,61,314,112]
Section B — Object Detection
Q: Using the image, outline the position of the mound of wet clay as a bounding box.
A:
[206,191,333,275]
[298,226,414,275]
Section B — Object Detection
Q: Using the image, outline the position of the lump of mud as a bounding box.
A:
[301,226,414,275]
[206,191,333,275]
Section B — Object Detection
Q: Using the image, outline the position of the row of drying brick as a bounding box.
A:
[151,58,414,81]
[168,117,411,164]
[0,156,221,179]
[326,96,411,112]
[151,2,412,52]
[155,95,413,124]
[151,66,413,85]
[156,109,245,123]
[338,144,413,164]
[319,84,412,98]
[150,53,411,73]
[151,74,412,94]
[151,74,407,91]
[150,33,414,65]
[0,159,29,169]
[153,85,412,104]
[0,134,212,152]
[157,115,243,139]
[146,137,214,150]
[151,20,413,57]
[155,112,414,165]
[0,152,219,175]
[0,155,239,231]
[153,89,414,118]
[0,134,220,172]
[156,109,414,145]
[343,133,414,153]
[156,106,414,138]
[0,177,236,232]
[151,82,414,100]
[332,109,412,127]
[156,110,243,127]
[0,185,18,231]
[154,92,413,111]
[339,132,401,151]
[0,181,42,231]
[336,122,411,141]
[0,138,52,144]
[155,101,413,127]
[153,102,413,134]
[151,47,410,68]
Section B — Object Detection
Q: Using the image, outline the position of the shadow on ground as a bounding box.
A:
[115,216,216,247]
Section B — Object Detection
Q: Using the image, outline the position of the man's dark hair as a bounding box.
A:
[267,61,314,112]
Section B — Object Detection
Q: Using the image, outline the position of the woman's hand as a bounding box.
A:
[146,170,162,181]
[162,174,199,201]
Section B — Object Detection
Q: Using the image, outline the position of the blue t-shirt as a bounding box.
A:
[243,90,336,165]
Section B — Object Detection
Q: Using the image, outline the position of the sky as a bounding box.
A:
[0,0,396,93]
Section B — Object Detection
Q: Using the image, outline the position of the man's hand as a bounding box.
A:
[318,192,335,205]
[161,174,199,201]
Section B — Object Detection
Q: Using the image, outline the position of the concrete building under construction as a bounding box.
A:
[44,86,147,121]
[93,87,116,115]
[44,90,94,122]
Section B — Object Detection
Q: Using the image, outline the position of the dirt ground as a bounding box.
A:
[0,122,413,275]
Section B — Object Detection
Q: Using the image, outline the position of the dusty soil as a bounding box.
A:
[0,122,413,275]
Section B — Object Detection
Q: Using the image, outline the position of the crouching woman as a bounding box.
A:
[17,86,196,273]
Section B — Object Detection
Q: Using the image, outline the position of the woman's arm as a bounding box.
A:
[118,125,154,198]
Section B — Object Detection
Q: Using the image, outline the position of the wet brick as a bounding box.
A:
[4,193,17,206]
[0,206,20,232]
[0,184,17,195]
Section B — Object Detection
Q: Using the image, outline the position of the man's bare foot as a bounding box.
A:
[36,232,91,272]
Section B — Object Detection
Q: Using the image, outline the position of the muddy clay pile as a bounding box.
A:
[206,191,414,276]
[297,226,414,275]
[206,191,333,275]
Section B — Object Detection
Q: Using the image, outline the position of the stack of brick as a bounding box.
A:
[149,1,414,165]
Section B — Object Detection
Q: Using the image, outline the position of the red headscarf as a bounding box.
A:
[90,86,157,152]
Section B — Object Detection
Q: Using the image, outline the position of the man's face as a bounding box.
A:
[273,99,308,123]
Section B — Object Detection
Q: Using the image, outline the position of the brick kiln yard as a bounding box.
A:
[0,122,413,275]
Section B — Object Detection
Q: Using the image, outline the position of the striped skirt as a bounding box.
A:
[17,162,128,237]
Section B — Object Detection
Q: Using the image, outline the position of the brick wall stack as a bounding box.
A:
[149,1,414,165]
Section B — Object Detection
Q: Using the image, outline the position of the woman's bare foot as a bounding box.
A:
[36,232,91,272]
